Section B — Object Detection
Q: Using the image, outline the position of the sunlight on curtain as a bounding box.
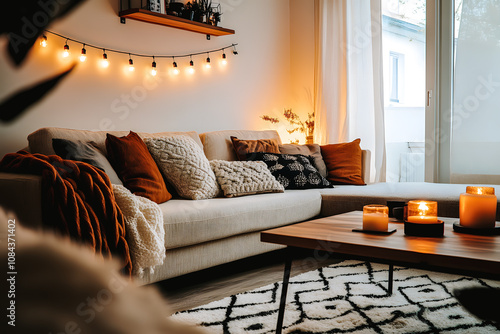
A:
[314,0,386,182]
[451,0,500,183]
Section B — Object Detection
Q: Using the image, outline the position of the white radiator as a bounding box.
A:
[400,153,424,182]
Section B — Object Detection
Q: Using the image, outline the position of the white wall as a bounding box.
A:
[0,0,292,157]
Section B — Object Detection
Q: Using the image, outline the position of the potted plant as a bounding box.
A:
[261,109,315,144]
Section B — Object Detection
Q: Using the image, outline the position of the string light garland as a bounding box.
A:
[41,30,238,75]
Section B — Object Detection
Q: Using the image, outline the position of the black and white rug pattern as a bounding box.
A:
[172,260,500,333]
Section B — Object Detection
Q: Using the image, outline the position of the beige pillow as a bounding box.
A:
[210,160,284,197]
[279,144,328,177]
[144,136,220,200]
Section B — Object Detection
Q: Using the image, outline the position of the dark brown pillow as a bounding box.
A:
[320,138,365,185]
[230,136,280,161]
[106,131,171,204]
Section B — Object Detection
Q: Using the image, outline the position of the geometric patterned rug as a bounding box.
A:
[172,260,500,333]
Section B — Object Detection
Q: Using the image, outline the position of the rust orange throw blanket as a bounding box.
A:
[0,151,132,275]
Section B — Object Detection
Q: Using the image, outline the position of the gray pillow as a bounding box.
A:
[210,160,284,197]
[52,138,123,185]
[279,144,328,177]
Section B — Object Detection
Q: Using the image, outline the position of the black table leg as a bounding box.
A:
[276,248,293,334]
[388,264,394,295]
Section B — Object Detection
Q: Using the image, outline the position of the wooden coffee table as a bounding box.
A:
[261,211,500,334]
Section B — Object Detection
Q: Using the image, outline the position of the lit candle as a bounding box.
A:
[407,200,438,224]
[459,186,497,228]
[363,205,389,231]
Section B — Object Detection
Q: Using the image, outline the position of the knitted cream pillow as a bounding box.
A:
[210,160,284,198]
[145,136,220,200]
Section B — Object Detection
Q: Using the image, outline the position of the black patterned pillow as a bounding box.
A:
[246,152,333,189]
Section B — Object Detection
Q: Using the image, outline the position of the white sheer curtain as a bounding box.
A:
[450,0,500,184]
[314,0,386,183]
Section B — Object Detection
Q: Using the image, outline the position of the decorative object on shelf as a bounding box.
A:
[208,3,222,26]
[459,186,497,229]
[166,1,184,16]
[404,200,444,237]
[361,204,390,232]
[148,0,164,13]
[39,30,237,78]
[261,109,315,144]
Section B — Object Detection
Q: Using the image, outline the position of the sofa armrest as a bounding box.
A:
[0,172,42,229]
[361,149,371,184]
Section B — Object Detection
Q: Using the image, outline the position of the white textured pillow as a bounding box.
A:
[145,136,220,200]
[210,160,284,198]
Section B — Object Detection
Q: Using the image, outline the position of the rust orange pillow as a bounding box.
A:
[320,138,365,185]
[106,131,171,204]
[230,136,280,161]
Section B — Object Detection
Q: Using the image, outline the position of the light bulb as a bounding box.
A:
[62,44,70,58]
[188,60,195,74]
[40,35,47,47]
[129,58,134,71]
[172,61,179,75]
[205,56,211,69]
[221,53,227,65]
[151,60,157,76]
[101,52,109,68]
[80,47,87,62]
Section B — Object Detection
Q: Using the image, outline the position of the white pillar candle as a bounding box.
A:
[460,186,497,228]
[363,205,389,231]
[363,213,389,231]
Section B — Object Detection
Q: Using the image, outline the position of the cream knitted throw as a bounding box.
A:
[113,185,165,277]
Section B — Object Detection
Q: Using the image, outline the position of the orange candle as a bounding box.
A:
[459,186,497,228]
[407,200,438,224]
[363,205,389,231]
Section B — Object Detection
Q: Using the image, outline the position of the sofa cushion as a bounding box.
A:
[321,139,365,185]
[106,131,171,204]
[52,138,123,185]
[246,152,332,189]
[159,189,322,250]
[231,136,280,161]
[200,130,282,161]
[210,160,284,197]
[28,127,203,156]
[279,143,328,177]
[145,136,220,200]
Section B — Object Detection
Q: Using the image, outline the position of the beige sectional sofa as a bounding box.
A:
[1,127,499,285]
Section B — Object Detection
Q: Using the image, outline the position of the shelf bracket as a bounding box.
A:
[120,17,126,24]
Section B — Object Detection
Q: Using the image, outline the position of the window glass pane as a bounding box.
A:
[451,0,500,182]
[382,0,426,182]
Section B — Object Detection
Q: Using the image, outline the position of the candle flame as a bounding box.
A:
[418,202,429,215]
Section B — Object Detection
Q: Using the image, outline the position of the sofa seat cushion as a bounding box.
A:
[319,182,500,219]
[159,189,322,250]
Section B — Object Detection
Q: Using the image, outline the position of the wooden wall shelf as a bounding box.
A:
[119,8,235,36]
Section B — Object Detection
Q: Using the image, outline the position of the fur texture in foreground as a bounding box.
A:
[0,207,204,334]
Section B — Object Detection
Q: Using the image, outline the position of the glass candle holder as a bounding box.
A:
[406,200,438,224]
[459,186,497,228]
[363,205,389,231]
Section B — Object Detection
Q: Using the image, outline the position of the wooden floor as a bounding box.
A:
[154,249,341,313]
